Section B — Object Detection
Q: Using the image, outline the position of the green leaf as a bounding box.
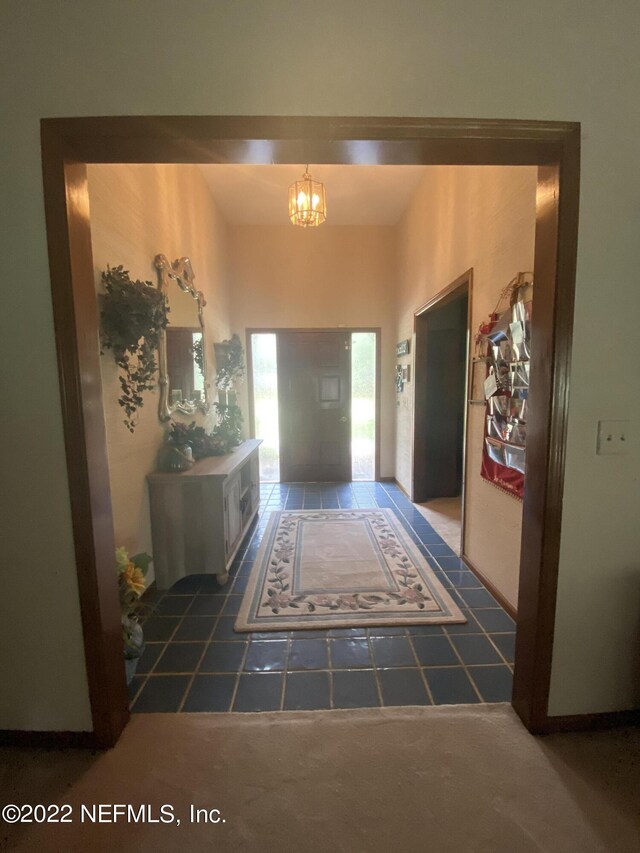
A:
[131,552,153,573]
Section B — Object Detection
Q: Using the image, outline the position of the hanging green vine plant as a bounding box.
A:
[100,265,169,432]
[214,333,245,391]
[192,336,204,378]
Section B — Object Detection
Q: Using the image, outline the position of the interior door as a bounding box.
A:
[277,331,351,482]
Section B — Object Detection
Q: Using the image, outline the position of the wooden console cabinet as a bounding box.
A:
[147,439,261,590]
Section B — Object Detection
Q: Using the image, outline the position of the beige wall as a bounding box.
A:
[87,164,232,584]
[2,1,640,730]
[228,225,398,477]
[395,166,537,610]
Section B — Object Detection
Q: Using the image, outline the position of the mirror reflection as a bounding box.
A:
[155,254,209,420]
[166,327,204,406]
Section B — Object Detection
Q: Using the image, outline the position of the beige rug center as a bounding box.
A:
[297,520,389,592]
[235,509,466,632]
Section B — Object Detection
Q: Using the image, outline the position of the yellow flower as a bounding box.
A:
[115,546,130,571]
[123,562,145,597]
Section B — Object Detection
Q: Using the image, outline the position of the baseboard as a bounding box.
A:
[461,553,518,621]
[536,709,640,734]
[0,730,97,749]
[380,477,411,499]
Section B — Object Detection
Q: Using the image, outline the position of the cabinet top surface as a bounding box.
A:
[148,438,262,482]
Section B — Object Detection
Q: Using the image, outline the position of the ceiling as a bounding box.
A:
[198,164,427,226]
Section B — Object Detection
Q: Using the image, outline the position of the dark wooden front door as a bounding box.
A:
[277,330,352,482]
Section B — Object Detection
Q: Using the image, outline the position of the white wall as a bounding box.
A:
[1,0,639,729]
[395,166,537,611]
[228,225,397,477]
[87,164,233,586]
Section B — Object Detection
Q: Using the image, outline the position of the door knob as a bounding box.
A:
[339,416,348,422]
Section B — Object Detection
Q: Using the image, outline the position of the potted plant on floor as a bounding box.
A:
[116,547,152,683]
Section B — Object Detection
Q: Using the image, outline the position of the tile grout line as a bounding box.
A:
[406,633,436,705]
[479,632,514,671]
[176,630,214,713]
[366,633,385,707]
[142,661,507,679]
[170,585,219,712]
[128,675,147,706]
[228,639,252,711]
[327,637,335,709]
[440,629,487,703]
[279,635,293,711]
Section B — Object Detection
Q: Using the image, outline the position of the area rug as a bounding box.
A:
[235,509,466,631]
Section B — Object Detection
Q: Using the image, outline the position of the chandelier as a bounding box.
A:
[288,165,326,227]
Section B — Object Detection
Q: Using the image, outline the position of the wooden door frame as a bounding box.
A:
[40,116,579,746]
[246,327,382,482]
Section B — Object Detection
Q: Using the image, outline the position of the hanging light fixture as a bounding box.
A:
[288,165,327,227]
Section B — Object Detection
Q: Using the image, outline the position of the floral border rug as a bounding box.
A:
[235,509,466,632]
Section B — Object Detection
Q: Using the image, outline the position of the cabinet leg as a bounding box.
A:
[217,571,230,587]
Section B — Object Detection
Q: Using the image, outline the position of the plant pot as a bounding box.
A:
[124,652,144,685]
[157,443,194,472]
[123,620,145,684]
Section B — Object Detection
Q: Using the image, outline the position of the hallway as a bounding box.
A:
[130,482,515,713]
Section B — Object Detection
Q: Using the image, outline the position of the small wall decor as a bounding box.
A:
[396,364,405,393]
[99,265,169,432]
[476,272,533,500]
[396,339,411,356]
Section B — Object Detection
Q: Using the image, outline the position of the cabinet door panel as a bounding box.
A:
[224,474,242,557]
[250,452,260,509]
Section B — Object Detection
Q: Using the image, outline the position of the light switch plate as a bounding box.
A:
[596,420,633,455]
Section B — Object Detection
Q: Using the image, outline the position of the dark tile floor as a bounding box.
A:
[130,482,516,713]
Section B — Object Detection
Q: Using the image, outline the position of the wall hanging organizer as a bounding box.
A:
[473,272,533,500]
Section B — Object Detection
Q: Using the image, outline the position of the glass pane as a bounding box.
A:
[251,333,280,482]
[351,332,376,480]
[192,331,204,393]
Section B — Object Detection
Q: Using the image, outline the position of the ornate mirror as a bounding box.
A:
[155,254,210,420]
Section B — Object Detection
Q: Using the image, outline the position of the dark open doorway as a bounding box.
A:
[413,273,470,509]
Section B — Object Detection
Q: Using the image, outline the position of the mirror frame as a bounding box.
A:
[154,253,210,420]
